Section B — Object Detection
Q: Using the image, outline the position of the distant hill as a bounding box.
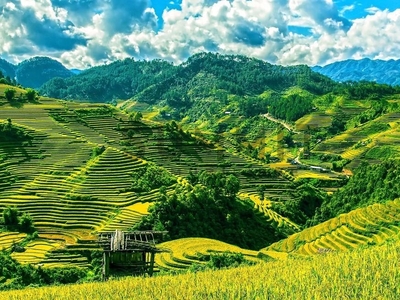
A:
[70,69,83,75]
[16,56,74,88]
[312,58,400,86]
[40,52,336,104]
[0,58,16,79]
[40,58,178,102]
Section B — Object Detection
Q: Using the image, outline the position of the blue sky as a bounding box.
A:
[0,0,399,68]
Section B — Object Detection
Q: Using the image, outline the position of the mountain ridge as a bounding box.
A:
[312,58,400,86]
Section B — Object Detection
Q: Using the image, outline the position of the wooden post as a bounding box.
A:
[102,252,110,280]
[149,251,155,276]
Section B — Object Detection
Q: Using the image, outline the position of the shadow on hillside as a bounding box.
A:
[9,99,25,108]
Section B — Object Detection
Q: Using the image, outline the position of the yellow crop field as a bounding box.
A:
[155,237,260,270]
[1,238,400,299]
[0,232,27,251]
[266,199,400,255]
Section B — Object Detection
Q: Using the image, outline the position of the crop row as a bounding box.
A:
[265,199,400,255]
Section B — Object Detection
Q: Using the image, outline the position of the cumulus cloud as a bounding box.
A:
[0,0,399,69]
[0,0,87,60]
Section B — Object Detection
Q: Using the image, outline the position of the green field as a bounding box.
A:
[0,93,297,267]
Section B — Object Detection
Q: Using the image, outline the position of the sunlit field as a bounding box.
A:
[1,238,399,300]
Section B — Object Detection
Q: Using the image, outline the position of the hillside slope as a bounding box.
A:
[264,198,400,255]
[0,59,16,79]
[40,52,336,103]
[0,87,299,266]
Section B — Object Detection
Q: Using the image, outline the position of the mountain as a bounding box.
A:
[0,58,16,79]
[15,56,74,89]
[40,57,177,102]
[312,58,400,86]
[70,69,83,75]
[40,52,336,104]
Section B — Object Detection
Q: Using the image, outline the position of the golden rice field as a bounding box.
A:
[265,199,400,255]
[1,238,399,300]
[155,237,260,271]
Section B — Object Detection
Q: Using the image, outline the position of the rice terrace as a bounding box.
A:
[1,2,400,297]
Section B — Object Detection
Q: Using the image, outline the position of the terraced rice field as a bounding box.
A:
[155,238,260,271]
[313,112,400,167]
[0,232,27,251]
[295,113,332,131]
[264,199,400,255]
[238,192,300,231]
[0,96,297,267]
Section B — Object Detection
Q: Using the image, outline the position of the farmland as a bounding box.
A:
[0,91,298,268]
[1,53,400,294]
[1,236,399,300]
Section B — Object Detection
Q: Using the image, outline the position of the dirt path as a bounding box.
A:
[262,113,300,134]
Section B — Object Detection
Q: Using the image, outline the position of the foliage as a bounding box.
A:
[127,163,176,193]
[310,160,400,225]
[272,183,326,226]
[0,252,87,291]
[338,81,398,100]
[4,88,16,101]
[92,145,106,158]
[40,58,176,102]
[189,251,251,272]
[128,111,143,122]
[25,89,38,102]
[0,206,35,234]
[134,171,286,250]
[0,119,32,142]
[75,106,115,117]
[16,56,73,89]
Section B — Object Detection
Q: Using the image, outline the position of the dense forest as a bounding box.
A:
[16,57,74,89]
[134,171,287,250]
[310,160,400,225]
[40,58,176,102]
[39,53,337,121]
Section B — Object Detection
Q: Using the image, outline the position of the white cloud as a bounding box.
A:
[1,0,399,69]
[365,6,380,15]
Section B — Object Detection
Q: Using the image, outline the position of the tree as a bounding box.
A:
[4,88,16,101]
[2,206,19,225]
[256,185,265,201]
[134,111,143,122]
[225,174,240,198]
[25,88,38,102]
[128,111,143,122]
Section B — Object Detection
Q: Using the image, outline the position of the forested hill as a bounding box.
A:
[0,56,74,88]
[40,52,337,104]
[0,58,16,79]
[312,58,400,86]
[16,57,74,89]
[40,58,177,102]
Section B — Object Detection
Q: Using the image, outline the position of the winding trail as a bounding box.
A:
[262,113,300,134]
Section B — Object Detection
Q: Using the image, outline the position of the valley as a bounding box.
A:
[0,54,399,294]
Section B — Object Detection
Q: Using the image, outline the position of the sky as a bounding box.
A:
[0,0,399,69]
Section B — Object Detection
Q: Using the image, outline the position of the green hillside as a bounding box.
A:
[0,86,300,271]
[1,52,400,292]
